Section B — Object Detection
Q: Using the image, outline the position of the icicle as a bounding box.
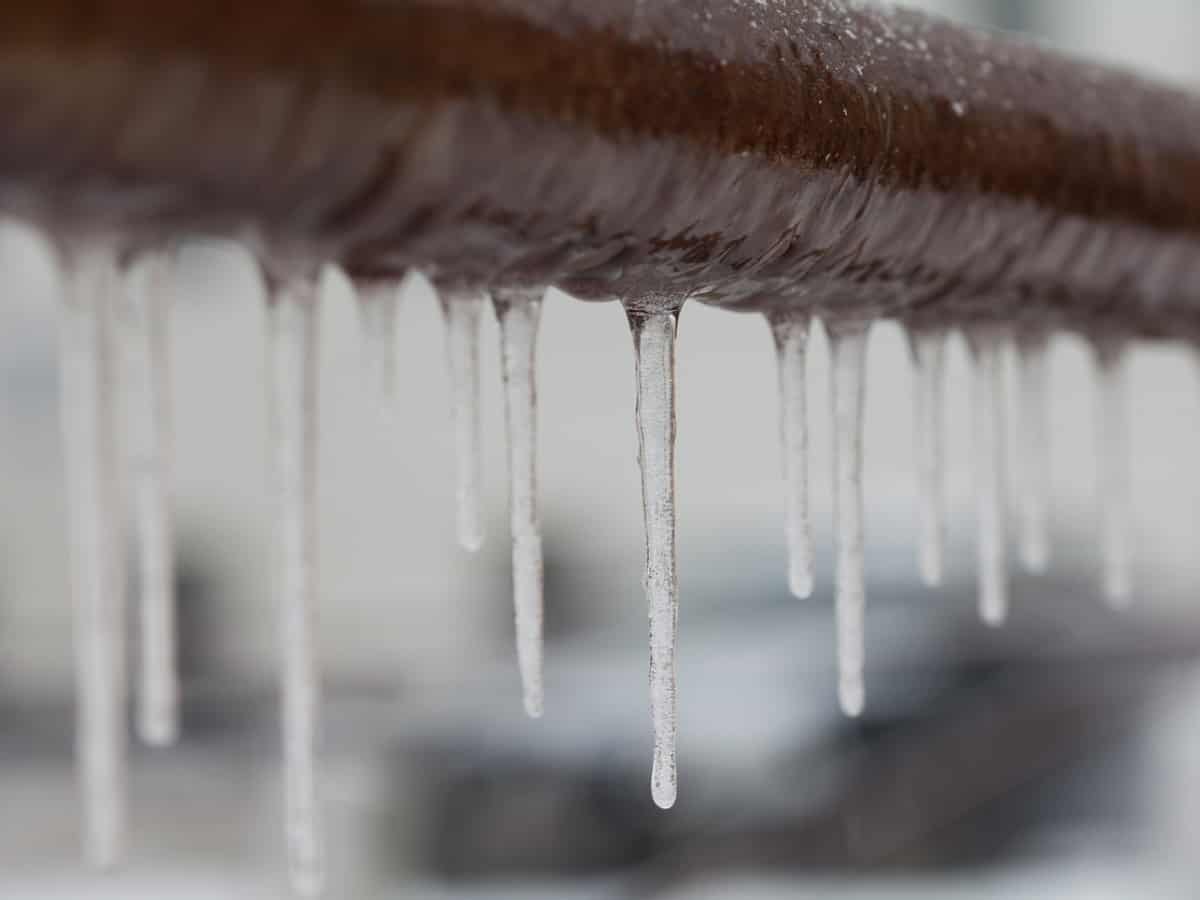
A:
[354,278,400,420]
[767,313,814,599]
[438,289,486,552]
[626,303,681,810]
[907,326,947,588]
[967,327,1010,627]
[492,288,545,719]
[56,239,128,869]
[1094,338,1132,607]
[828,319,871,718]
[119,251,179,748]
[265,263,325,898]
[1016,331,1052,574]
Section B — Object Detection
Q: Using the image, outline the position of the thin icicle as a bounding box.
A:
[968,327,1009,628]
[119,251,179,748]
[767,313,814,599]
[56,239,128,869]
[492,288,545,719]
[829,319,871,718]
[265,265,325,898]
[438,289,486,552]
[627,304,681,810]
[1094,338,1132,607]
[1016,331,1052,574]
[354,278,401,419]
[907,326,947,588]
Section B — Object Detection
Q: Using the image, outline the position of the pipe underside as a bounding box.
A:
[1,0,1199,336]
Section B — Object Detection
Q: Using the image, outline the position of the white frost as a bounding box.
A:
[493,289,546,719]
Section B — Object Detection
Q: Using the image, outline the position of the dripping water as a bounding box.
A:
[56,239,128,869]
[354,278,401,420]
[907,326,947,588]
[119,251,179,748]
[968,327,1009,627]
[438,289,486,552]
[767,313,814,599]
[492,288,545,719]
[626,302,681,810]
[1094,338,1132,607]
[828,318,871,718]
[265,263,325,898]
[1016,331,1052,574]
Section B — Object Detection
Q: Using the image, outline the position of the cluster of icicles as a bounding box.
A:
[50,233,1133,896]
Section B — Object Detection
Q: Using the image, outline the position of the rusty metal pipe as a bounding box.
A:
[1,1,1198,336]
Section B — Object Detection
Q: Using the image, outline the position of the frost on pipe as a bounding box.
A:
[56,239,128,869]
[768,312,815,599]
[265,261,325,898]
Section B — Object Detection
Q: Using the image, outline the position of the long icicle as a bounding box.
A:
[121,251,179,748]
[1016,330,1052,574]
[767,313,814,598]
[492,288,546,719]
[828,318,871,718]
[627,303,681,810]
[907,326,948,588]
[1094,338,1132,607]
[438,289,486,552]
[265,264,325,898]
[354,278,401,420]
[56,239,128,869]
[968,327,1009,627]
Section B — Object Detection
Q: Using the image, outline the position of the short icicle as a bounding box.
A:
[56,238,128,869]
[767,312,814,599]
[492,288,546,719]
[828,319,872,718]
[265,262,325,898]
[967,326,1010,627]
[119,251,179,748]
[438,289,486,552]
[1016,330,1052,574]
[907,326,948,588]
[626,301,682,810]
[1094,338,1133,607]
[354,278,401,419]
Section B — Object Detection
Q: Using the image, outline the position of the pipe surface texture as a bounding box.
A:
[0,0,1198,334]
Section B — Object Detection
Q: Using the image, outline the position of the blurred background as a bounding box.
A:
[3,1,1200,897]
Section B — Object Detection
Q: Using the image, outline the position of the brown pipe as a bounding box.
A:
[1,0,1198,336]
